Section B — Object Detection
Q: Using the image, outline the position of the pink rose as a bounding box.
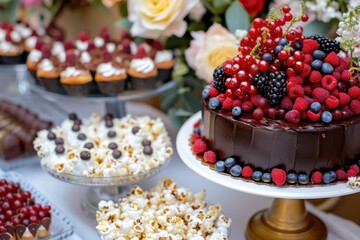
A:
[21,0,42,7]
[185,23,238,82]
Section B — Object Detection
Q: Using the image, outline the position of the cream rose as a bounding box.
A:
[128,0,199,39]
[185,23,238,82]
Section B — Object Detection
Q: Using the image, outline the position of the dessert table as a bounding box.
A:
[0,78,359,239]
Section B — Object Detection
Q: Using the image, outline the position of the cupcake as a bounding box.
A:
[60,50,93,96]
[36,45,62,93]
[154,49,174,83]
[26,38,43,83]
[95,51,127,96]
[75,31,90,52]
[0,30,24,64]
[128,46,158,90]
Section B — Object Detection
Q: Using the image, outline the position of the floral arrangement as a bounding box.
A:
[1,0,359,127]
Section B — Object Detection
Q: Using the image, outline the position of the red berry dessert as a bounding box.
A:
[0,179,51,240]
[193,3,360,186]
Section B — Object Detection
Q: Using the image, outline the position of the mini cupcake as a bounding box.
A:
[0,30,24,64]
[154,49,174,83]
[95,51,127,96]
[26,38,43,83]
[60,50,93,96]
[36,45,62,93]
[127,46,158,90]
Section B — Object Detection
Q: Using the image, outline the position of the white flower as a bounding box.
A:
[305,0,342,23]
[128,0,199,39]
[189,2,206,21]
[185,23,237,82]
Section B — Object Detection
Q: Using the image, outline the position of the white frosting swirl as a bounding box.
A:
[80,51,91,63]
[58,51,66,62]
[0,42,19,53]
[52,42,64,56]
[97,63,125,78]
[76,40,89,51]
[28,49,42,62]
[61,67,87,77]
[155,50,173,63]
[94,37,104,48]
[19,27,32,39]
[106,43,115,53]
[25,36,37,49]
[10,31,21,43]
[36,27,45,36]
[130,57,155,74]
[38,59,54,72]
[130,42,137,54]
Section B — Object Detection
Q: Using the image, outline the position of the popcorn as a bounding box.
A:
[347,176,360,189]
[96,179,231,240]
[34,114,173,178]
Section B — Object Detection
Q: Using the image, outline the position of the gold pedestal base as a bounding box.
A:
[246,198,327,240]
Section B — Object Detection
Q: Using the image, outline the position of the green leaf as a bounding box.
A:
[118,2,128,17]
[213,0,231,9]
[115,18,132,32]
[172,61,189,79]
[184,75,204,88]
[161,92,179,110]
[181,92,201,113]
[188,21,207,31]
[164,36,189,49]
[302,20,333,37]
[0,0,19,22]
[175,109,193,117]
[168,108,184,129]
[225,1,250,33]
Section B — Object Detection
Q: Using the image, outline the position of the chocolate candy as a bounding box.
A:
[47,132,56,140]
[141,140,151,146]
[84,142,94,149]
[71,124,80,132]
[55,145,65,154]
[104,113,114,121]
[80,151,91,160]
[108,142,118,150]
[105,120,113,128]
[112,149,122,159]
[73,119,82,125]
[77,133,86,141]
[132,127,140,134]
[107,131,116,138]
[55,138,64,145]
[68,113,78,120]
[143,145,153,155]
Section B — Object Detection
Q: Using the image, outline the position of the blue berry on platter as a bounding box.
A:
[215,161,226,172]
[311,60,323,70]
[262,173,272,183]
[274,45,284,55]
[202,88,210,100]
[252,171,262,182]
[232,106,242,118]
[279,38,289,46]
[329,170,336,182]
[230,164,242,177]
[298,174,309,184]
[193,127,201,134]
[286,173,298,184]
[310,102,321,113]
[209,97,221,110]
[224,157,236,167]
[322,172,332,184]
[321,111,333,123]
[295,41,302,50]
[312,50,326,60]
[321,63,334,75]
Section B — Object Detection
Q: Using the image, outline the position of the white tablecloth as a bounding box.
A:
[8,99,360,240]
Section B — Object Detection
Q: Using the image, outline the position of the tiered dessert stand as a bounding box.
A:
[177,112,360,240]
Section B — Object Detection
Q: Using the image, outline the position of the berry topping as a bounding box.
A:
[192,139,207,155]
[309,35,340,53]
[241,166,253,178]
[311,171,323,184]
[134,46,147,59]
[215,161,226,172]
[212,66,229,93]
[252,171,263,182]
[80,151,91,160]
[224,157,236,168]
[78,30,89,42]
[203,150,217,164]
[271,168,286,186]
[103,50,112,63]
[65,50,77,66]
[230,165,242,177]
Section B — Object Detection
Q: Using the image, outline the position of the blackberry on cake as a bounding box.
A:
[212,66,229,93]
[309,35,340,53]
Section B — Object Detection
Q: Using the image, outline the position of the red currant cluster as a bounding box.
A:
[0,179,51,234]
[205,3,360,124]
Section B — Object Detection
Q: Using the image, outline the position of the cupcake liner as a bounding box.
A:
[62,82,92,97]
[130,76,157,90]
[0,55,23,65]
[97,80,126,96]
[22,51,29,62]
[157,68,173,83]
[38,77,64,94]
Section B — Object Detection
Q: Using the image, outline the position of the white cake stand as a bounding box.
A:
[177,112,360,240]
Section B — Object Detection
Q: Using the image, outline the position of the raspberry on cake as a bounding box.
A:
[191,2,360,186]
[96,179,231,240]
